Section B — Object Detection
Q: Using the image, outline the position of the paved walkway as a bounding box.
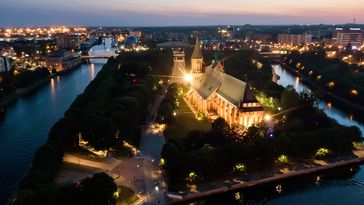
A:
[169,146,364,204]
[138,91,168,205]
[63,153,121,170]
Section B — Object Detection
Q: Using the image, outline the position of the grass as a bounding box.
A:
[164,96,210,139]
[116,185,139,205]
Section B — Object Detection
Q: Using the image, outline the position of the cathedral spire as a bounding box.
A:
[191,35,203,59]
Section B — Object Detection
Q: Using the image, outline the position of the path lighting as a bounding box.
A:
[351,90,358,96]
[315,148,331,158]
[234,163,246,173]
[327,81,335,88]
[186,172,198,183]
[184,73,192,83]
[277,155,289,164]
[160,158,165,166]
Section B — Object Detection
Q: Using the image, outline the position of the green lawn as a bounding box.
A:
[164,96,210,139]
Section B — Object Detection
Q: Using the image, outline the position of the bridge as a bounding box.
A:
[80,55,113,59]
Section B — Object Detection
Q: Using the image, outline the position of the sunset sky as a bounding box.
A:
[0,0,362,26]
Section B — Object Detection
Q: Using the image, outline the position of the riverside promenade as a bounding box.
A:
[169,147,364,204]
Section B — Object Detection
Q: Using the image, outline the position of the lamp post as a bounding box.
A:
[264,114,274,138]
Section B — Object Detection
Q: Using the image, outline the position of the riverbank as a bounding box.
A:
[169,147,364,204]
[0,74,54,108]
[0,39,114,205]
[0,58,90,109]
[280,63,364,123]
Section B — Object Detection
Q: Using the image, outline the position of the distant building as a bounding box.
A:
[278,34,312,45]
[0,56,10,72]
[183,36,265,127]
[156,41,191,50]
[0,47,14,57]
[246,32,271,43]
[124,36,139,49]
[45,50,81,72]
[332,28,364,49]
[55,34,81,49]
[219,27,234,40]
[129,31,142,38]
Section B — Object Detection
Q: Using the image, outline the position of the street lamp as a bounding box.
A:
[264,114,274,138]
[264,114,272,121]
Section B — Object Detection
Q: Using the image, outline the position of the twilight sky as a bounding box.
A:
[0,0,362,26]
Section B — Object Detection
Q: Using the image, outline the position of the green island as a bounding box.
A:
[160,49,363,192]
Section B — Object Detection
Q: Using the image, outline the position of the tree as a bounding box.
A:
[157,102,174,123]
[83,116,117,150]
[346,42,353,53]
[211,117,229,132]
[280,85,301,110]
[81,173,117,205]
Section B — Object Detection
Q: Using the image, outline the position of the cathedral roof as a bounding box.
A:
[191,35,203,59]
[192,67,222,99]
[192,67,250,107]
[216,74,246,106]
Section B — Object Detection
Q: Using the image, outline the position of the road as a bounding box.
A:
[139,91,168,205]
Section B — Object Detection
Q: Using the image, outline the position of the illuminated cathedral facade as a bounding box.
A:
[173,36,265,128]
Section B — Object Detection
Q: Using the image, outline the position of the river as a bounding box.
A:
[192,64,364,205]
[0,38,115,204]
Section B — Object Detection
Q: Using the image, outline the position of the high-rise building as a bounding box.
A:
[278,34,312,45]
[332,28,364,49]
[55,34,81,49]
[0,56,10,72]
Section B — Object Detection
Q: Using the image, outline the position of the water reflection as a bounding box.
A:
[295,77,300,91]
[273,64,364,135]
[0,38,115,204]
[50,78,55,102]
[90,63,95,80]
[348,114,354,121]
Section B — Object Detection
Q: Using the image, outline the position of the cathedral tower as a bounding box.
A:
[172,50,186,83]
[191,35,203,73]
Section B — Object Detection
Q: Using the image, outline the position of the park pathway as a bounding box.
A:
[138,88,169,205]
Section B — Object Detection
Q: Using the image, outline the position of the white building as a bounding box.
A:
[278,34,312,45]
[0,56,10,72]
[333,28,364,49]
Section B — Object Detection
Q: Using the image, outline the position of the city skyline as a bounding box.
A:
[0,0,363,26]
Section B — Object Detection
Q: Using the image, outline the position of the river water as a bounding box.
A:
[192,64,364,205]
[0,38,115,204]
